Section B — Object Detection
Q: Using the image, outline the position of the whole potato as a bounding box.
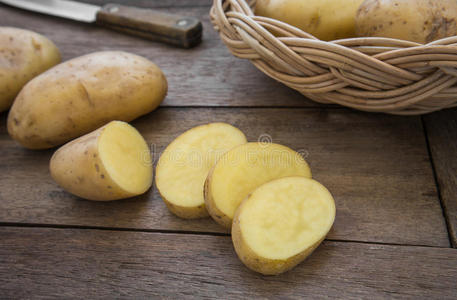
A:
[0,27,61,112]
[255,0,365,41]
[8,51,167,149]
[355,0,457,43]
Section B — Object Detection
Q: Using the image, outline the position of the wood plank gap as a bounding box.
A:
[1,222,452,249]
[325,238,452,249]
[0,222,230,237]
[158,105,343,109]
[421,116,454,247]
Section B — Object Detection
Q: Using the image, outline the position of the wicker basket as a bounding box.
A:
[210,0,457,115]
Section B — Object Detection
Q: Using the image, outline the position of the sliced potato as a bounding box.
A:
[50,121,152,201]
[156,123,247,219]
[232,176,336,275]
[205,142,311,228]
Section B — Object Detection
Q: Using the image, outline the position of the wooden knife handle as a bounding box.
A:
[96,4,202,48]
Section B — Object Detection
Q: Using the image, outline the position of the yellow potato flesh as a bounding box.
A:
[99,121,152,195]
[209,143,311,224]
[155,123,247,217]
[239,177,335,260]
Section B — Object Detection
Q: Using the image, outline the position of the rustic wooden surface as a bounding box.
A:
[0,0,456,298]
[423,110,457,247]
[1,227,457,299]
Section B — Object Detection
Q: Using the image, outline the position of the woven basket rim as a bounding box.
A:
[210,0,457,115]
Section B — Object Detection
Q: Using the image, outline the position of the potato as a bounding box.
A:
[0,27,61,112]
[7,51,167,149]
[50,121,152,201]
[232,176,336,275]
[205,142,311,228]
[355,0,457,43]
[255,0,364,41]
[156,123,247,219]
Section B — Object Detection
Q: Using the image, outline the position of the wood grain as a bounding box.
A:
[423,108,457,247]
[0,0,454,297]
[1,227,456,299]
[96,4,203,48]
[80,0,213,8]
[0,108,448,246]
[0,3,318,108]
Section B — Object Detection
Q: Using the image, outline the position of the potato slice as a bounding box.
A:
[232,176,336,275]
[50,121,152,201]
[205,142,311,228]
[155,123,247,219]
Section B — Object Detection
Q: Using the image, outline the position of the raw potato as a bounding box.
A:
[355,0,457,43]
[156,123,247,219]
[0,27,61,112]
[255,0,364,41]
[8,51,167,149]
[205,142,311,228]
[232,176,336,275]
[50,121,152,201]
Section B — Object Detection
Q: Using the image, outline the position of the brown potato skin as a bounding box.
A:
[256,0,364,41]
[356,0,457,43]
[8,51,167,149]
[0,27,61,112]
[231,197,324,275]
[50,124,139,201]
[204,166,233,228]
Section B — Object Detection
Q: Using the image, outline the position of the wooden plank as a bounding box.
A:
[0,108,448,247]
[423,108,457,247]
[1,227,456,299]
[0,4,318,108]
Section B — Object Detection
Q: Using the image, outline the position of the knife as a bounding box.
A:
[0,0,202,48]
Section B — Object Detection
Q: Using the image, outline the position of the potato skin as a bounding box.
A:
[50,123,139,201]
[8,51,167,149]
[356,0,457,43]
[204,167,232,227]
[231,198,324,275]
[0,27,61,112]
[161,198,209,219]
[255,0,364,41]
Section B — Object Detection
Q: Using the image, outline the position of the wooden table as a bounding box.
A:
[1,1,456,298]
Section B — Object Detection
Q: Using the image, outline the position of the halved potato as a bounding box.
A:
[50,121,152,201]
[232,176,336,275]
[205,142,311,228]
[155,123,247,219]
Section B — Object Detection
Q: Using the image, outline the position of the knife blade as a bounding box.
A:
[0,0,202,48]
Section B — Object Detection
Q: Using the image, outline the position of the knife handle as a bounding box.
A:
[96,4,202,48]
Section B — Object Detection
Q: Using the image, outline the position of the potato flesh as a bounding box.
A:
[156,123,247,208]
[239,177,335,260]
[210,143,311,220]
[98,121,152,195]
